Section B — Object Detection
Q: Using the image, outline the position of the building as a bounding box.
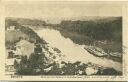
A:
[5,59,16,72]
[7,26,15,31]
[5,58,21,75]
[85,66,98,75]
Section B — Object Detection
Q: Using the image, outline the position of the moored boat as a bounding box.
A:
[84,46,108,57]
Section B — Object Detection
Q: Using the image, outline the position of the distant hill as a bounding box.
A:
[60,17,122,42]
[58,17,122,53]
[6,17,46,26]
[5,17,122,53]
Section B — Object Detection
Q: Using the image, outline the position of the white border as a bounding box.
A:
[0,1,128,81]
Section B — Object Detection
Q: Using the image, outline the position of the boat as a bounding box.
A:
[109,52,122,58]
[84,46,108,57]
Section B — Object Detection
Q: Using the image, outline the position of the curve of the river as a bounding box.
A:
[35,28,122,72]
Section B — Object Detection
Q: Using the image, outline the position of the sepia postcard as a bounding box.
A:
[0,0,128,81]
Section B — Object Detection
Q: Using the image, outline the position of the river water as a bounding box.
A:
[35,28,122,72]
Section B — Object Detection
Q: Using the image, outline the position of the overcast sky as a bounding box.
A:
[5,1,122,23]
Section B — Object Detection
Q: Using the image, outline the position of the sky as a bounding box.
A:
[5,1,122,23]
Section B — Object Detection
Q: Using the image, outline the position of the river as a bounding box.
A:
[35,28,122,72]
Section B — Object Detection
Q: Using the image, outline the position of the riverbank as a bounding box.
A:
[35,28,122,72]
[58,29,122,63]
[5,17,122,75]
